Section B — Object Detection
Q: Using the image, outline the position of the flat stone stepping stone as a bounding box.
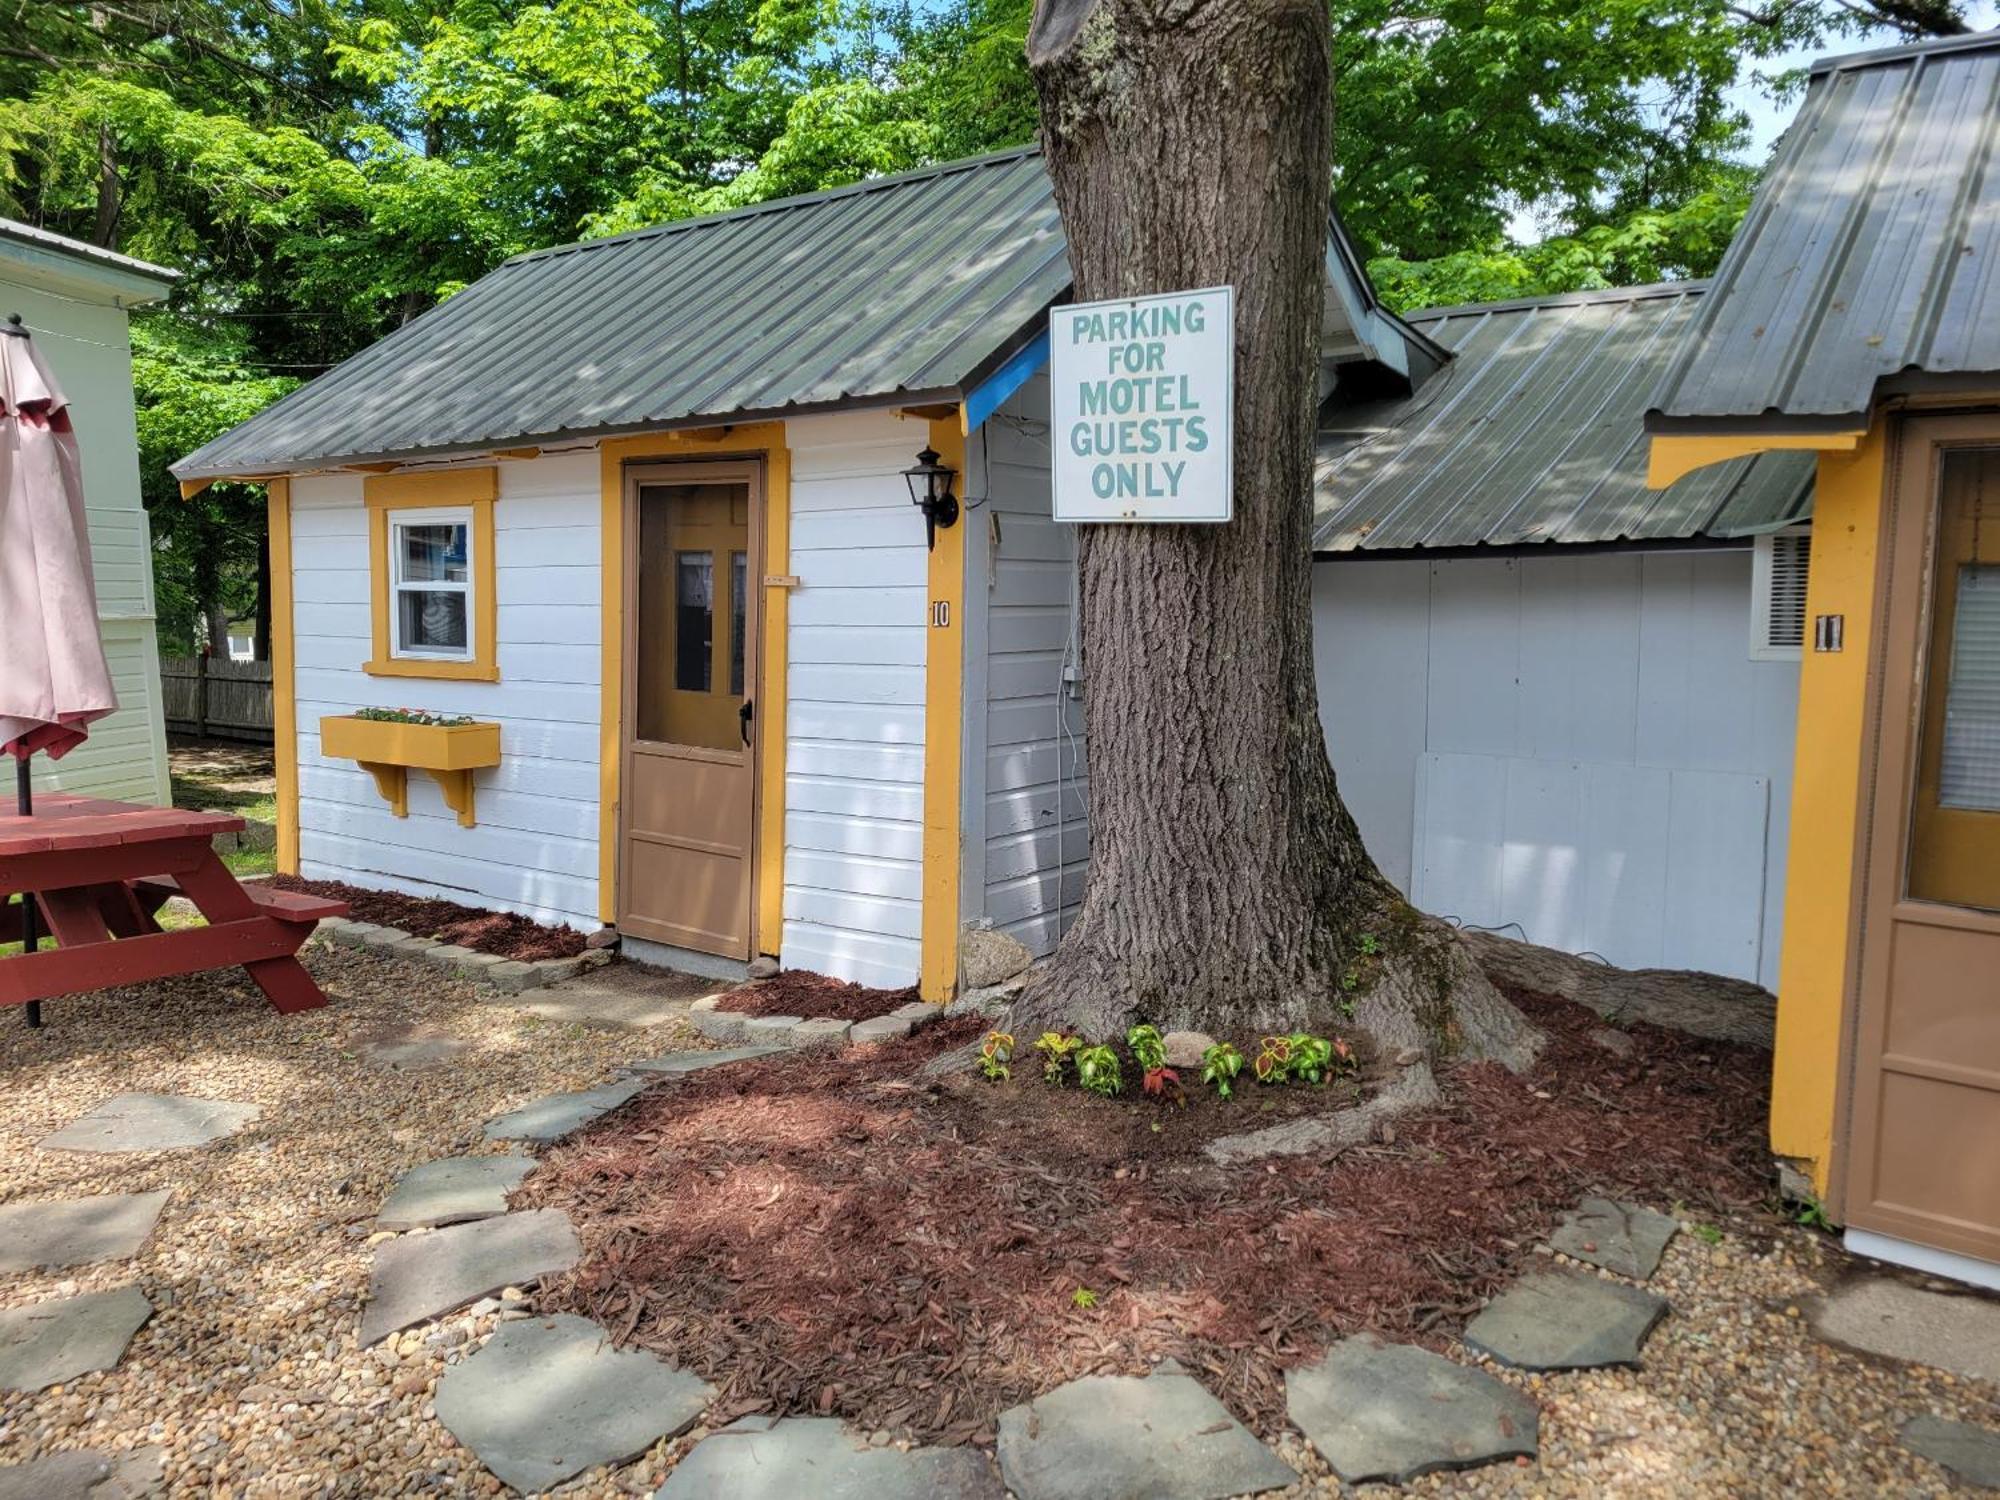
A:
[1464,1270,1668,1371]
[377,1157,533,1230]
[350,1023,470,1070]
[483,1079,647,1143]
[0,1287,152,1393]
[996,1365,1297,1500]
[1286,1335,1537,1483]
[38,1094,258,1153]
[658,1415,1004,1499]
[0,1192,170,1272]
[360,1209,579,1346]
[1547,1197,1677,1280]
[436,1313,711,1492]
[1811,1275,2000,1383]
[1902,1414,2000,1488]
[0,1444,163,1499]
[623,1046,784,1074]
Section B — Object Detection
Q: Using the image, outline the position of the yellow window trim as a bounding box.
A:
[598,428,791,942]
[364,469,500,682]
[919,414,967,1002]
[267,478,301,876]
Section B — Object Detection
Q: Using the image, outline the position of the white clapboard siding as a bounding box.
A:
[288,458,601,928]
[961,378,1089,956]
[4,266,171,808]
[779,409,931,986]
[1313,549,1799,988]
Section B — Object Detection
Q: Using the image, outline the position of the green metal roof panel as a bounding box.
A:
[1649,32,2000,431]
[1315,283,1815,551]
[173,150,1070,478]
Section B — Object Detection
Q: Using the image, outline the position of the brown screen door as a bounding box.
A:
[619,463,761,957]
[1845,418,2000,1262]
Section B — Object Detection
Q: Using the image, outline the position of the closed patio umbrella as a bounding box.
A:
[2,312,118,1026]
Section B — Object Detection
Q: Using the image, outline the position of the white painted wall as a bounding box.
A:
[288,453,602,927]
[2,255,171,805]
[961,379,1087,956]
[1312,550,1799,988]
[780,409,932,987]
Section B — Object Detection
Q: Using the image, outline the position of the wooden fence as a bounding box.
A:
[162,656,274,743]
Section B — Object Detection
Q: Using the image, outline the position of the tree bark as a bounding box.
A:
[1017,0,1541,1073]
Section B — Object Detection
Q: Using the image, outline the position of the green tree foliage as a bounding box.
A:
[0,0,1978,639]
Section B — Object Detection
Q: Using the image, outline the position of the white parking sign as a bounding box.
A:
[1049,286,1234,523]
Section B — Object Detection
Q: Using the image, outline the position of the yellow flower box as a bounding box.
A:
[319,715,502,828]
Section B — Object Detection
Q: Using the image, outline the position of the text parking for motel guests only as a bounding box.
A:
[1049,285,1235,524]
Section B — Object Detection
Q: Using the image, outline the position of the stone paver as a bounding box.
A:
[348,1024,469,1071]
[376,1156,533,1230]
[996,1365,1297,1500]
[1547,1197,1678,1281]
[435,1314,711,1493]
[623,1046,784,1074]
[1463,1270,1668,1371]
[849,1014,912,1045]
[1286,1335,1538,1483]
[689,1004,750,1042]
[0,1192,169,1273]
[1901,1414,2000,1489]
[742,1015,803,1041]
[0,1444,163,1499]
[657,1416,1004,1499]
[1811,1275,2000,1384]
[483,1079,647,1143]
[792,1017,852,1049]
[0,1287,152,1393]
[360,1210,580,1346]
[37,1094,259,1153]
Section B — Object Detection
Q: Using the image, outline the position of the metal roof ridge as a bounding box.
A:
[1403,279,1709,325]
[501,146,1044,268]
[1808,28,2000,78]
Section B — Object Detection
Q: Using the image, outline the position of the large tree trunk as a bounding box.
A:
[1017,0,1541,1073]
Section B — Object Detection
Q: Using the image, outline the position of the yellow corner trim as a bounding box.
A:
[1646,430,1865,489]
[179,478,214,500]
[267,479,301,876]
[596,427,791,938]
[919,413,967,1001]
[363,470,500,682]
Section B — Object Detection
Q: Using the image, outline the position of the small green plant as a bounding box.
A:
[1340,968,1359,992]
[977,1030,1015,1083]
[1792,1196,1832,1231]
[1071,1287,1098,1309]
[1076,1044,1123,1097]
[1691,1222,1724,1246]
[1201,1042,1245,1099]
[354,706,477,726]
[1252,1033,1357,1085]
[1358,932,1382,957]
[1033,1031,1081,1085]
[1126,1023,1167,1072]
[1252,1034,1291,1083]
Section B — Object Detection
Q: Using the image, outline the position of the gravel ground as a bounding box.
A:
[1,942,1993,1496]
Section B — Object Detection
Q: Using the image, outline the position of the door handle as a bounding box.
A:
[739,699,754,746]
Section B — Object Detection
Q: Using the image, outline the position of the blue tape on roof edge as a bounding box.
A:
[963,329,1050,434]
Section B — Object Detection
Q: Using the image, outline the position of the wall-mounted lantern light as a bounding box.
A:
[902,446,959,551]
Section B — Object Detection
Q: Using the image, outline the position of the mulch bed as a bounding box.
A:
[716,970,918,1021]
[270,875,588,962]
[522,985,1773,1446]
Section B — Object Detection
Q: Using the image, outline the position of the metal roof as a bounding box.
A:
[0,218,179,290]
[1315,282,1816,551]
[1648,31,2000,433]
[175,149,1071,479]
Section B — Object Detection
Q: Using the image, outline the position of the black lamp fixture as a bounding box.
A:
[902,445,959,551]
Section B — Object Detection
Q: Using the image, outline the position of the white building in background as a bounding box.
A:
[1,218,178,805]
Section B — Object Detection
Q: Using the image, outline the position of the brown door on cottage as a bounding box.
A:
[1846,417,2000,1263]
[620,463,761,958]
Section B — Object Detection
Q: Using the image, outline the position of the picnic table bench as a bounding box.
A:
[0,794,347,1016]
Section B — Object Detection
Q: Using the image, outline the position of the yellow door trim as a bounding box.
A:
[598,428,790,946]
[919,415,968,1001]
[1646,430,1865,489]
[266,477,301,876]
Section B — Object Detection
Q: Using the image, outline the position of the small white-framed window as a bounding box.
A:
[1750,526,1812,661]
[389,506,474,660]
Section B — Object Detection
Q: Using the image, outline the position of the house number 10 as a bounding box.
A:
[930,600,951,628]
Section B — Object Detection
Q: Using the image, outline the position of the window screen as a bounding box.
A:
[1940,564,2000,811]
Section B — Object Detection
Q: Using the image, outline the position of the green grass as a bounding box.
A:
[170,773,278,828]
[221,845,277,879]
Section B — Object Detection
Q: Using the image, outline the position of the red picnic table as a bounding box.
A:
[0,794,348,1018]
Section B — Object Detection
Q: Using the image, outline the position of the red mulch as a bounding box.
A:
[271,874,588,962]
[521,987,1774,1447]
[716,970,919,1021]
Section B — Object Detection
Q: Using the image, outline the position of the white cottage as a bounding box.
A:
[173,151,1807,996]
[2,219,178,805]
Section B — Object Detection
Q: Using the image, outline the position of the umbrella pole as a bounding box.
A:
[15,755,41,1029]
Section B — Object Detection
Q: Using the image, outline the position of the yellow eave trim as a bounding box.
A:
[1646,430,1866,489]
[919,412,967,1001]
